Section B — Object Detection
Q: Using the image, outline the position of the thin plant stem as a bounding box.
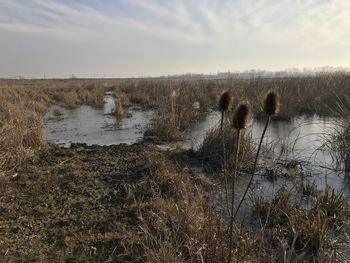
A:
[233,116,270,220]
[228,128,241,263]
[221,111,231,216]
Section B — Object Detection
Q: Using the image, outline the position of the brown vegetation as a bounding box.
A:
[113,72,350,142]
[1,72,350,167]
[197,124,255,172]
[0,79,119,171]
[114,93,130,118]
[0,144,256,262]
[141,81,217,141]
[253,186,350,261]
[1,75,350,262]
[324,97,350,177]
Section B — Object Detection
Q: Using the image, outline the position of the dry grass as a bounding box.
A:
[1,142,348,262]
[0,144,257,262]
[0,88,48,169]
[117,80,217,141]
[115,73,350,120]
[252,186,350,261]
[0,79,120,172]
[1,76,350,262]
[114,93,130,118]
[1,72,349,160]
[112,73,350,142]
[142,82,216,141]
[114,98,125,117]
[324,97,350,176]
[197,123,255,172]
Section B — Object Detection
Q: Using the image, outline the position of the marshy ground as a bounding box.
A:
[1,76,350,262]
[2,142,349,262]
[0,143,224,262]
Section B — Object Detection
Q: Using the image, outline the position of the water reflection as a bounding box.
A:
[187,112,349,195]
[43,101,349,195]
[43,93,153,147]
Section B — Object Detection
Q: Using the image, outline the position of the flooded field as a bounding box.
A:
[187,112,350,193]
[43,93,348,195]
[43,93,153,147]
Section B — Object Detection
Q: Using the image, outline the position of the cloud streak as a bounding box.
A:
[0,0,350,77]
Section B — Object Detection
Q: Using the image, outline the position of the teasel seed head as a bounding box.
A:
[233,101,251,129]
[218,91,231,112]
[264,92,279,116]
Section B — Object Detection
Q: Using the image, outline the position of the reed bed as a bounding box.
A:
[113,72,350,142]
[128,80,218,141]
[0,79,119,171]
[1,72,350,155]
[113,93,133,120]
[252,186,350,261]
[115,72,350,119]
[197,124,255,171]
[325,119,350,176]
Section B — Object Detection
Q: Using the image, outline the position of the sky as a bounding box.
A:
[0,0,350,78]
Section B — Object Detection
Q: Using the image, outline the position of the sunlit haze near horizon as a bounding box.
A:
[1,0,350,78]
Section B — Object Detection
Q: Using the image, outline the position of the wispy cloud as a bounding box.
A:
[1,0,348,45]
[0,0,349,77]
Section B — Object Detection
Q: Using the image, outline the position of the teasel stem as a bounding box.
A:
[219,91,231,216]
[228,101,250,263]
[233,92,279,220]
[233,116,270,220]
[228,128,241,263]
[220,110,224,132]
[221,110,231,216]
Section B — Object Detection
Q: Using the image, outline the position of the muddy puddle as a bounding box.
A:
[43,93,153,147]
